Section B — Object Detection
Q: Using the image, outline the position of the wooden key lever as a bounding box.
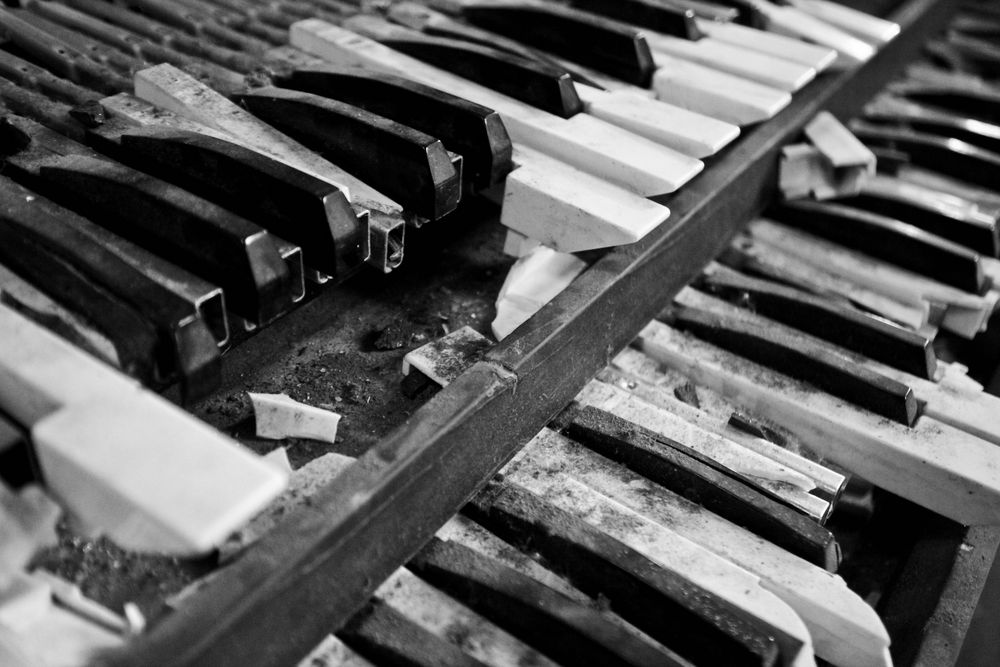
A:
[87,121,369,280]
[553,402,840,571]
[663,296,920,426]
[698,264,938,380]
[0,175,222,402]
[270,64,514,191]
[433,0,656,86]
[466,479,793,667]
[0,302,286,555]
[409,536,689,666]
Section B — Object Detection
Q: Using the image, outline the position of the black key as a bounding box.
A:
[373,27,583,118]
[768,199,986,293]
[339,597,488,667]
[568,0,702,39]
[275,65,513,190]
[890,81,1000,125]
[457,0,656,86]
[113,0,269,55]
[682,0,764,27]
[61,0,259,75]
[386,1,606,89]
[840,173,998,258]
[653,0,740,22]
[0,8,130,95]
[465,479,785,667]
[0,175,222,399]
[409,536,688,667]
[555,403,839,569]
[14,9,142,77]
[27,0,248,89]
[0,49,95,106]
[87,122,368,280]
[663,303,919,426]
[0,76,87,142]
[698,265,938,379]
[0,116,293,325]
[0,413,34,489]
[865,94,1000,156]
[234,87,462,221]
[851,120,1000,201]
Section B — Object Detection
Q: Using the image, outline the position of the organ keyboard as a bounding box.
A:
[1,0,999,665]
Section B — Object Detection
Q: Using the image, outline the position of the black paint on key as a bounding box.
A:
[554,403,840,571]
[665,304,920,426]
[698,266,938,380]
[234,87,462,221]
[410,537,688,667]
[89,123,368,280]
[377,32,583,118]
[465,479,785,667]
[276,66,514,190]
[768,199,986,293]
[339,597,488,667]
[458,0,656,86]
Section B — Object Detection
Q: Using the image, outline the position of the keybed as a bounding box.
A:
[1,0,998,665]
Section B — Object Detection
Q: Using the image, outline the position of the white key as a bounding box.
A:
[0,304,287,555]
[694,18,837,71]
[576,84,740,158]
[501,146,671,252]
[784,0,900,45]
[644,30,816,92]
[754,3,875,68]
[291,18,703,195]
[508,430,887,667]
[638,319,1000,526]
[650,53,791,125]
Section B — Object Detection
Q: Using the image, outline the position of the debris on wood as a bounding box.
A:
[403,327,493,388]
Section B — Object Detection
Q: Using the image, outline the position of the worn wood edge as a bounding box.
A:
[107,1,956,664]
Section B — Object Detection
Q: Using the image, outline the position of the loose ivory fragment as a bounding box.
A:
[291,18,703,195]
[637,320,1000,526]
[492,247,587,340]
[248,392,341,444]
